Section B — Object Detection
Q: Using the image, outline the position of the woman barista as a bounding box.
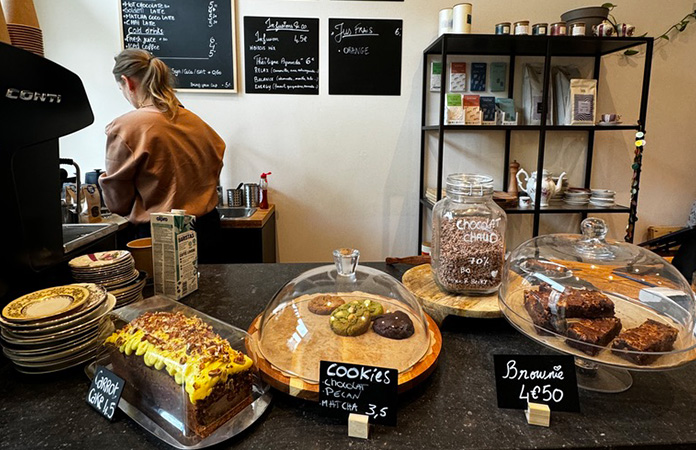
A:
[99,49,225,263]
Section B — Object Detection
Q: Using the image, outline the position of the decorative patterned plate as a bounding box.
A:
[1,285,91,323]
[69,250,132,269]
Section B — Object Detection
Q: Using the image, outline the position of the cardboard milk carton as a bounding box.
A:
[150,210,198,300]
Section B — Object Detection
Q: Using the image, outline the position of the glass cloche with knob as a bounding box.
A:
[499,218,696,392]
[246,249,439,399]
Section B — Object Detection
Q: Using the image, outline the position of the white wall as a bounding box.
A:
[33,0,696,262]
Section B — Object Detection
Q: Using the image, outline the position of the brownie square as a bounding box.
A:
[612,319,679,365]
[565,317,622,356]
[538,282,615,319]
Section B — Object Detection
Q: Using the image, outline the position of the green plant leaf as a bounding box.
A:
[678,23,688,31]
[601,2,617,9]
[638,32,648,37]
[659,34,670,40]
[624,49,639,56]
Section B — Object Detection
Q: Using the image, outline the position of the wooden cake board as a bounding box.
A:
[245,313,442,401]
[402,264,502,325]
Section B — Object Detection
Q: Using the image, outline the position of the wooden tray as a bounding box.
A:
[402,264,501,324]
[245,312,442,401]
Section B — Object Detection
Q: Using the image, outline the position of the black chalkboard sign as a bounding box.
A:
[493,355,580,412]
[119,0,237,92]
[87,366,125,421]
[319,361,398,426]
[243,17,319,95]
[328,19,403,96]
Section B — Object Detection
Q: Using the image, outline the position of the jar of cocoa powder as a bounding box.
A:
[431,173,507,295]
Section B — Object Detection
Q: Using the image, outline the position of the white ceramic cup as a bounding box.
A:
[519,196,532,208]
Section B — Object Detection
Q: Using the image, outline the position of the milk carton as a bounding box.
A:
[150,210,198,300]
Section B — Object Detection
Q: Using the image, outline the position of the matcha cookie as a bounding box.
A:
[308,294,345,315]
[330,301,371,336]
[361,299,384,318]
[372,311,415,340]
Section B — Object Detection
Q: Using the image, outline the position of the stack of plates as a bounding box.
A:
[6,23,43,56]
[564,188,591,206]
[0,283,115,374]
[69,250,145,308]
[590,189,616,207]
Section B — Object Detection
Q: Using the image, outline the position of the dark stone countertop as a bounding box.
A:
[2,262,696,450]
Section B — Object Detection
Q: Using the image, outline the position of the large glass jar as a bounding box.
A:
[431,173,507,295]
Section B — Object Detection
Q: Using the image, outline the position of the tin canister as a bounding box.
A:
[550,22,567,36]
[532,23,548,35]
[495,22,511,35]
[513,21,529,35]
[570,22,586,36]
[244,183,260,207]
[452,3,472,34]
[438,8,453,35]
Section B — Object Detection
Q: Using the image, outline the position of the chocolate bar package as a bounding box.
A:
[480,96,497,124]
[470,62,487,92]
[490,62,507,92]
[445,93,464,125]
[430,61,442,92]
[449,62,467,92]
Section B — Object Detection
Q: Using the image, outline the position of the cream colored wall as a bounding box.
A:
[33,0,696,262]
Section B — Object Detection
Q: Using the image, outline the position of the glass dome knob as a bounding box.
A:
[581,218,608,241]
[333,248,360,276]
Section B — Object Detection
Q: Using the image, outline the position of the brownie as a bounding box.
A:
[523,290,560,335]
[565,317,622,356]
[612,319,679,365]
[538,282,615,318]
[104,312,254,438]
[372,311,415,340]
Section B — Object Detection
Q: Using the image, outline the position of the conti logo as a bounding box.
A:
[5,88,62,103]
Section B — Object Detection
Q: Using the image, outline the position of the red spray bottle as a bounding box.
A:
[259,172,272,209]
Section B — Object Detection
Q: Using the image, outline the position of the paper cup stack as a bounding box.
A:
[1,0,43,56]
[590,189,616,207]
[0,283,115,374]
[69,250,146,309]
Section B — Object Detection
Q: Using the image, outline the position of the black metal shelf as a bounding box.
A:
[420,197,630,215]
[422,124,640,132]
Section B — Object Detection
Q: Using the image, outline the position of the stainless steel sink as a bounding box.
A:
[217,207,257,219]
[62,223,118,253]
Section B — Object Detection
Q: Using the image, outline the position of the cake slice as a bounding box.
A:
[565,317,622,356]
[538,282,615,318]
[612,319,679,365]
[105,311,254,438]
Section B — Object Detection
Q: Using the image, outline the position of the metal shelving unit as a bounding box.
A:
[418,34,653,252]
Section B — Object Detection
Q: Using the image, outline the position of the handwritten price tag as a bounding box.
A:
[493,355,580,412]
[319,361,397,426]
[86,366,124,421]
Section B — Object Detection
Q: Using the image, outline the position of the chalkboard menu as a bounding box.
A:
[243,17,319,95]
[328,19,403,96]
[119,0,237,92]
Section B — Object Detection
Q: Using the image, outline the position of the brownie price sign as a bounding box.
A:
[87,366,125,420]
[494,355,580,412]
[319,361,398,426]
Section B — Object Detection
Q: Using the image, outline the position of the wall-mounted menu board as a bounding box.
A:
[328,19,403,96]
[119,0,237,92]
[243,17,319,95]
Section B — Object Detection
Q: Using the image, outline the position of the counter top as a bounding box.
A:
[220,204,275,229]
[2,262,696,449]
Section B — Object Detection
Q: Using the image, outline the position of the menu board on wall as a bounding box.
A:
[119,0,237,92]
[243,17,319,95]
[328,19,403,96]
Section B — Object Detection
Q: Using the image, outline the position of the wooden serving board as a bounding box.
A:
[402,264,501,324]
[245,313,442,401]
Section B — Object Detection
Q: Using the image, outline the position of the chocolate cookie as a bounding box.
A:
[372,311,415,340]
[308,294,345,315]
[361,299,384,318]
[330,301,371,336]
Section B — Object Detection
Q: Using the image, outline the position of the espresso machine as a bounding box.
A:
[0,42,106,304]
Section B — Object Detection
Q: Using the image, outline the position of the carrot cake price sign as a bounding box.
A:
[319,361,397,426]
[493,355,580,412]
[86,366,125,421]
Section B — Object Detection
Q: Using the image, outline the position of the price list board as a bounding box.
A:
[243,17,319,95]
[119,0,238,92]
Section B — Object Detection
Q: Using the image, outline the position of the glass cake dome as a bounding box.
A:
[252,249,432,385]
[499,218,696,392]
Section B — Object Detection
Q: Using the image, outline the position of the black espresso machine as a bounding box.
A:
[0,42,100,304]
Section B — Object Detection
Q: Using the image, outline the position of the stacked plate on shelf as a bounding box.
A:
[0,283,115,374]
[564,188,591,206]
[69,250,145,308]
[590,189,616,207]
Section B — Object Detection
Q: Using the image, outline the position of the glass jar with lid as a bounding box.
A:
[431,173,507,295]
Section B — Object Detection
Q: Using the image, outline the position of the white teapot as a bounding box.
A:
[516,169,566,206]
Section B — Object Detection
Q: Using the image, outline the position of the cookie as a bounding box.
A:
[308,294,345,315]
[361,299,384,318]
[372,311,415,340]
[330,301,371,336]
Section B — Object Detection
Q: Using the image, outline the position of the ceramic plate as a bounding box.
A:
[1,285,91,323]
[69,250,132,269]
[1,321,108,356]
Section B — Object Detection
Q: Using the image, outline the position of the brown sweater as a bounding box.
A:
[100,106,225,225]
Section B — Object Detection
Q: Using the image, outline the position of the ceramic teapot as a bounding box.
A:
[516,169,566,206]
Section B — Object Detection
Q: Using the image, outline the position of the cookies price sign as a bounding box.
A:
[86,366,125,421]
[493,355,580,412]
[319,361,398,426]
